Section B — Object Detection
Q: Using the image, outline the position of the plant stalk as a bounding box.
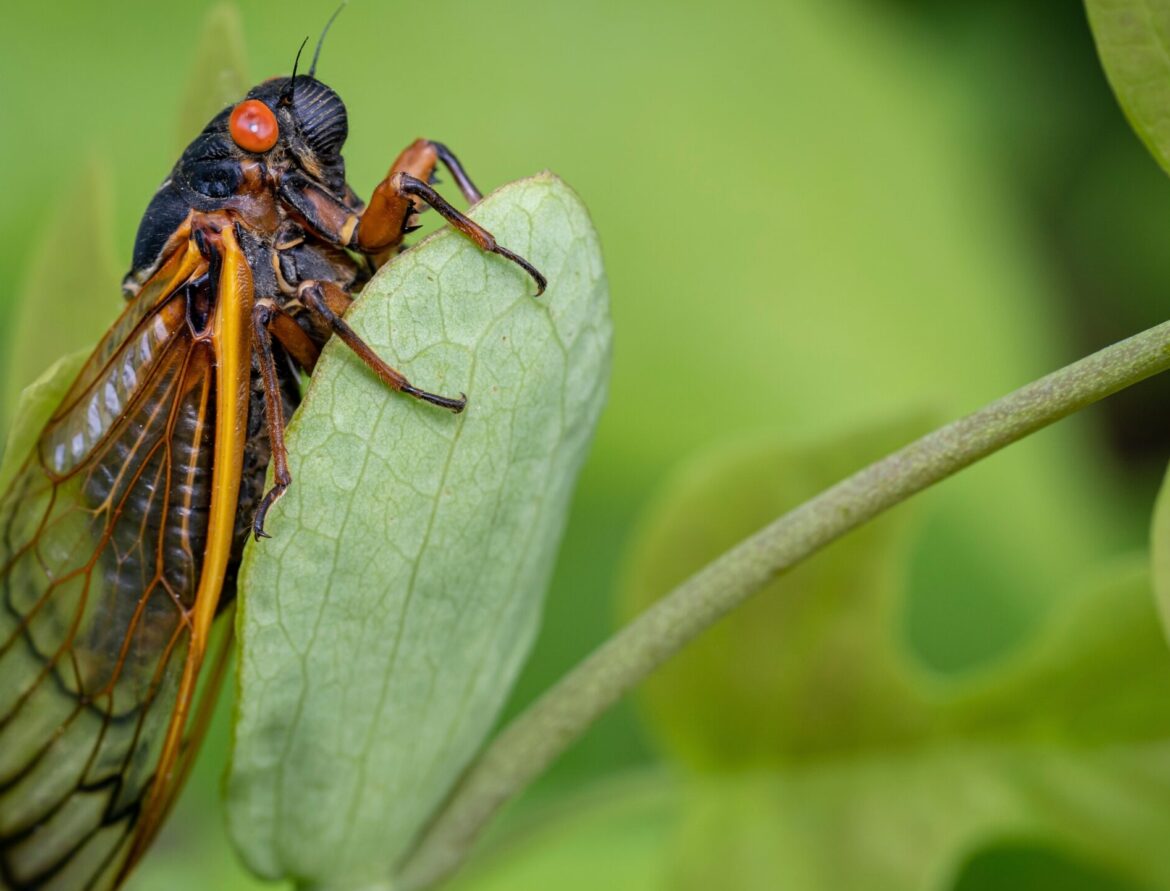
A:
[395,319,1170,891]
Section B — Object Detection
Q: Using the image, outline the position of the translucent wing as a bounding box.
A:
[0,222,252,890]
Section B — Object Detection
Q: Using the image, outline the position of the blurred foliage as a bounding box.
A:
[598,427,1170,890]
[1150,464,1170,648]
[1,160,119,422]
[451,553,1170,889]
[176,2,250,147]
[618,420,932,767]
[1,0,1168,889]
[1081,0,1170,482]
[445,775,683,891]
[1085,0,1170,179]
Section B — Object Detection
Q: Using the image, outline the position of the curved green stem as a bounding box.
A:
[395,319,1170,891]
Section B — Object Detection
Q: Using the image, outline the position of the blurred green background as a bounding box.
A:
[4,0,1170,888]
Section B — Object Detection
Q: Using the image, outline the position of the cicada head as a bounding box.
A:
[277,75,348,193]
[243,8,351,196]
[125,9,353,294]
[221,74,348,198]
[281,75,349,160]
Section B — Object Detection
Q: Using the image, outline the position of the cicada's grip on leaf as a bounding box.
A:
[226,172,610,888]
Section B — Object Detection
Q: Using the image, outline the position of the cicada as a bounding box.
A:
[0,26,543,891]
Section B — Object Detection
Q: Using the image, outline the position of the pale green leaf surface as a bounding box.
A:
[453,562,1170,890]
[227,173,610,889]
[1086,0,1170,177]
[2,160,119,426]
[176,2,249,146]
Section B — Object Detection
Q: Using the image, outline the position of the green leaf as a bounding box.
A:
[1150,461,1170,640]
[1085,0,1170,177]
[661,715,1170,891]
[226,173,611,889]
[617,419,933,768]
[954,844,1157,891]
[943,557,1170,744]
[453,561,1170,891]
[2,159,119,426]
[177,2,249,146]
[0,350,88,492]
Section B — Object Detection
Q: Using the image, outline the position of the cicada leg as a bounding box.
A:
[276,139,545,292]
[250,300,306,540]
[299,279,467,412]
[250,282,466,539]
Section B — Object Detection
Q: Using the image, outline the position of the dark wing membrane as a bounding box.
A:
[0,239,226,891]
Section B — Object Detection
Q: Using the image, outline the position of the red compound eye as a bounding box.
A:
[229,99,279,153]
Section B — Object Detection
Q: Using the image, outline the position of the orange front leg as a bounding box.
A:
[356,140,546,294]
[276,139,546,292]
[356,139,472,252]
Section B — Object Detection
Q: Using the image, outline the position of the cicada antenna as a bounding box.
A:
[309,1,348,77]
[279,36,311,106]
